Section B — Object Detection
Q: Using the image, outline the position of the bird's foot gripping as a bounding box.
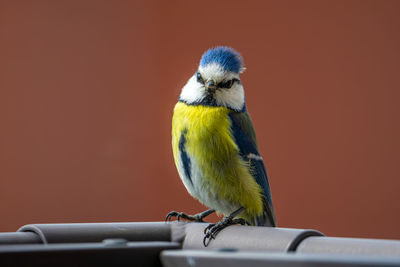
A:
[165,209,215,223]
[203,216,250,247]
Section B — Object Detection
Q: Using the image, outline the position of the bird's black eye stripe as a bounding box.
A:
[196,72,204,84]
[217,78,240,89]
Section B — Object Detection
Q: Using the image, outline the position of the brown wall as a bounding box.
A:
[1,0,399,239]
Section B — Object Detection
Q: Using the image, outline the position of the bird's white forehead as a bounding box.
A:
[198,63,239,82]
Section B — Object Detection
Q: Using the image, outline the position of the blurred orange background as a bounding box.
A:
[1,1,399,239]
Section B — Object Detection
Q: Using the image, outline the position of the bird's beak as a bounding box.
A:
[205,80,216,94]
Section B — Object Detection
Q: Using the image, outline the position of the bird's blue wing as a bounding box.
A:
[228,111,276,226]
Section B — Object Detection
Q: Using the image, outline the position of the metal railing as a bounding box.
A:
[0,222,399,266]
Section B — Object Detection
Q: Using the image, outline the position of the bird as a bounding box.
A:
[166,46,276,246]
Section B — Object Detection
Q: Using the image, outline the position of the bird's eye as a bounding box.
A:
[196,72,204,84]
[218,79,234,89]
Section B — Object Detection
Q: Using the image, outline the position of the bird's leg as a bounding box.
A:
[165,209,215,222]
[203,207,250,247]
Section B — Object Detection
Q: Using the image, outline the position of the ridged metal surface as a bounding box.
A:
[177,223,323,252]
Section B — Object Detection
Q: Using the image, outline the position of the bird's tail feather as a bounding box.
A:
[255,197,276,227]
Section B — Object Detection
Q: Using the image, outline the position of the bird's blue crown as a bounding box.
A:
[199,46,243,74]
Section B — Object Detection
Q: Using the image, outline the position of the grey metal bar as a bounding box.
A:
[297,236,400,257]
[161,250,400,267]
[17,222,171,244]
[0,232,42,245]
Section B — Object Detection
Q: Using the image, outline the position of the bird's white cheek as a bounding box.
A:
[179,77,205,103]
[214,84,245,111]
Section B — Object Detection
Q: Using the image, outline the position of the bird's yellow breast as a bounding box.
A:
[171,101,263,218]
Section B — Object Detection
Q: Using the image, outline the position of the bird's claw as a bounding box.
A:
[203,217,249,247]
[165,211,204,222]
[165,211,177,222]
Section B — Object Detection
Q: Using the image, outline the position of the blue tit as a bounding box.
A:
[166,46,276,246]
